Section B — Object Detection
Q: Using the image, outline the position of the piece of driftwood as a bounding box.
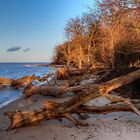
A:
[23,85,67,97]
[40,73,57,85]
[4,100,140,130]
[25,68,140,99]
[0,77,15,86]
[23,81,85,97]
[0,75,40,89]
[4,69,140,130]
[13,75,41,88]
[77,102,140,114]
[24,68,140,98]
[4,109,47,130]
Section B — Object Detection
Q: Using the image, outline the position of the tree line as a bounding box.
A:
[53,0,140,70]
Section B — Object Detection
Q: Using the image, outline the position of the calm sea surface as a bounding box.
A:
[0,63,51,108]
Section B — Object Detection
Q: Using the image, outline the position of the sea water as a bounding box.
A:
[0,63,51,108]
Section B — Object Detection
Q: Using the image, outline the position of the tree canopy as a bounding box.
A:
[53,0,140,69]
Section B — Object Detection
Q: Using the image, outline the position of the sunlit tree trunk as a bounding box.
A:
[110,28,115,69]
[78,44,82,69]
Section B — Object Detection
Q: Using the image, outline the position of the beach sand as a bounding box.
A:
[0,93,140,140]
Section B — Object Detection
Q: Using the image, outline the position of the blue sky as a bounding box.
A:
[0,0,94,62]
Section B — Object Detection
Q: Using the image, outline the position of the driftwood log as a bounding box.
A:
[0,74,56,89]
[4,69,140,130]
[23,85,67,97]
[0,77,14,85]
[12,75,41,88]
[39,73,57,85]
[78,102,140,114]
[23,82,86,97]
[0,75,40,89]
[4,102,140,130]
[23,69,140,98]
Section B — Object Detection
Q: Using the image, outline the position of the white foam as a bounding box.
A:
[0,96,21,109]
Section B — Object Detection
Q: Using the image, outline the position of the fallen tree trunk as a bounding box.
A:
[0,77,15,86]
[23,69,140,97]
[100,69,140,94]
[4,101,140,130]
[0,75,41,89]
[12,75,41,88]
[4,69,140,130]
[78,102,140,114]
[23,82,84,97]
[23,85,67,97]
[38,73,57,85]
[4,109,47,130]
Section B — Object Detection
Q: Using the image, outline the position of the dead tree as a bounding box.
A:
[0,75,40,89]
[23,85,66,97]
[4,69,140,130]
[0,77,15,86]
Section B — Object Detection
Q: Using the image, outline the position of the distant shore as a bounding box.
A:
[35,63,65,68]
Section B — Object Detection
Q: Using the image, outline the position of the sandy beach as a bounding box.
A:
[1,92,140,140]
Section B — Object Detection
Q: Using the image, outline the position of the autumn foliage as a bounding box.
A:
[53,0,140,70]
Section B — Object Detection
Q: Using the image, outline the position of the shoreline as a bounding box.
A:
[0,96,21,109]
[0,64,57,110]
[0,71,58,111]
[0,88,23,109]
